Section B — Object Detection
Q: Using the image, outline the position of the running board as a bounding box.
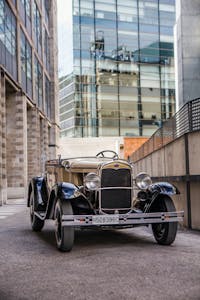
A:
[61,211,184,227]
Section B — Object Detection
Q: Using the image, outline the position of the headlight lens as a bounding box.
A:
[84,173,100,191]
[135,172,152,190]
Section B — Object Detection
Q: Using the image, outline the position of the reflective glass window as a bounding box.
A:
[34,56,43,108]
[33,1,42,57]
[44,0,50,27]
[44,28,50,73]
[0,0,17,80]
[19,0,31,35]
[65,0,176,137]
[20,29,32,97]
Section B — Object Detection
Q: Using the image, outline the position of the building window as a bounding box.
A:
[64,0,176,137]
[34,56,43,109]
[43,0,50,28]
[45,75,51,118]
[19,0,31,35]
[44,28,50,73]
[33,1,42,57]
[20,29,32,98]
[0,0,17,80]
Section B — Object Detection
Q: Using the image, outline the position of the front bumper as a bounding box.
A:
[61,211,184,227]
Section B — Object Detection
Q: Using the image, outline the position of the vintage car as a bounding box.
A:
[27,150,183,252]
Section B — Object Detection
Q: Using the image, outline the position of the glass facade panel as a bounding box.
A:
[19,0,31,35]
[45,76,51,118]
[34,56,43,108]
[60,0,176,138]
[0,0,17,80]
[0,0,54,124]
[44,28,50,73]
[33,1,42,57]
[20,29,32,98]
[43,0,50,28]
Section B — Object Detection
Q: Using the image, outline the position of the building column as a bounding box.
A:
[27,106,41,182]
[0,74,7,205]
[6,92,27,199]
[40,118,49,174]
[27,107,59,182]
[48,124,59,160]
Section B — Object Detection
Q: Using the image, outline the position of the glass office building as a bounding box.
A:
[60,0,176,138]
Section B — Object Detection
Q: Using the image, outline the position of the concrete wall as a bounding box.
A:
[188,131,200,174]
[133,136,186,177]
[131,131,200,230]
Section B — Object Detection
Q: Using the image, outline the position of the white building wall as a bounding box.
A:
[59,137,124,158]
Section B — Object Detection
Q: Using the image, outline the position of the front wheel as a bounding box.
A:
[55,200,74,252]
[151,196,178,245]
[30,191,45,231]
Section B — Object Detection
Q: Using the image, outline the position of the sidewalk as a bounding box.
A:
[0,198,26,220]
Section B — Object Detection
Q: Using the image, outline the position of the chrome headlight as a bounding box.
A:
[84,173,100,191]
[135,172,152,190]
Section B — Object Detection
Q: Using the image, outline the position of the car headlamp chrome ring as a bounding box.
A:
[84,173,100,191]
[135,172,152,190]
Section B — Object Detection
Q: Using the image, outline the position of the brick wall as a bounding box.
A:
[27,107,41,181]
[123,137,148,159]
[0,73,58,202]
[6,92,27,188]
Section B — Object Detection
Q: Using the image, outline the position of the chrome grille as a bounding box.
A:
[100,168,132,213]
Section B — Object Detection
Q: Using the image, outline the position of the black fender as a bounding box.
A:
[46,182,94,219]
[150,182,180,196]
[27,177,46,210]
[144,182,180,213]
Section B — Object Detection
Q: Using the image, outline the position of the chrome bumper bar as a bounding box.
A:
[61,211,184,227]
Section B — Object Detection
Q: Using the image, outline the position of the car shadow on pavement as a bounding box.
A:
[75,228,156,248]
[33,223,156,251]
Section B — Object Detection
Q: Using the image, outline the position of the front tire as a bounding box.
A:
[55,200,74,252]
[151,196,178,245]
[30,190,45,231]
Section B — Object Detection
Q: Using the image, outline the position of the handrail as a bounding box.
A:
[131,98,200,162]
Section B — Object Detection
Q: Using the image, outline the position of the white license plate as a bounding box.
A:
[92,215,119,225]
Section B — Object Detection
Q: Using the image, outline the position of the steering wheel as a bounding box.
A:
[96,150,119,159]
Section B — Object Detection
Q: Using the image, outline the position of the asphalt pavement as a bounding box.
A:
[0,202,200,300]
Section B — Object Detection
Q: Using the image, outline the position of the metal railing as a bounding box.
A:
[131,98,200,162]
